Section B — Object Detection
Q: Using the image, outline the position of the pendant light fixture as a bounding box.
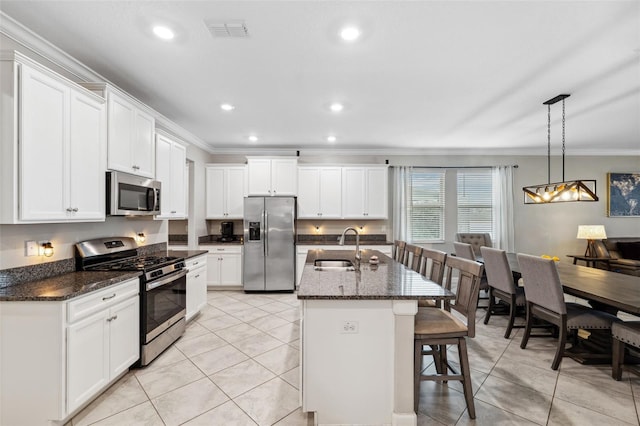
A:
[522,94,598,204]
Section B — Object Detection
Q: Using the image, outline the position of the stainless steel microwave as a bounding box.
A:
[106,171,161,216]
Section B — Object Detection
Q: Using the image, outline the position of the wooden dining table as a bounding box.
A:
[503,253,640,317]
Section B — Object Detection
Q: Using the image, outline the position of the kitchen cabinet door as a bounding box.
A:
[297,168,321,218]
[225,167,246,218]
[319,167,342,218]
[186,255,207,321]
[19,63,69,221]
[108,296,140,379]
[219,253,242,286]
[364,167,388,219]
[67,309,110,413]
[247,158,272,196]
[271,158,298,196]
[205,167,225,218]
[204,246,242,288]
[341,167,388,219]
[69,88,106,220]
[132,109,155,178]
[107,93,136,174]
[205,166,246,219]
[156,133,187,219]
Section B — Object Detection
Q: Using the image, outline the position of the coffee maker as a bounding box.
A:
[218,221,234,242]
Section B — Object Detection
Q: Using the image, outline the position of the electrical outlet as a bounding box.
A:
[25,240,38,256]
[341,321,359,334]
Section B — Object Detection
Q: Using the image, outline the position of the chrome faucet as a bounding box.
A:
[339,227,361,271]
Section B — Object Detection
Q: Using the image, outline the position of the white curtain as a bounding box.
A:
[492,165,515,252]
[392,166,412,242]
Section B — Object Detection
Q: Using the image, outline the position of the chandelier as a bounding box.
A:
[522,94,598,204]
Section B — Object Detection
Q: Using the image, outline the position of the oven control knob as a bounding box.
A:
[151,270,163,279]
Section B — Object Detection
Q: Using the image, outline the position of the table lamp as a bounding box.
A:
[576,225,607,257]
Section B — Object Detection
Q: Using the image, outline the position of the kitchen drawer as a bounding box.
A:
[67,278,139,324]
[200,245,242,255]
[186,254,207,270]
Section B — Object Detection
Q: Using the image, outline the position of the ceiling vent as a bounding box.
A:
[205,20,249,38]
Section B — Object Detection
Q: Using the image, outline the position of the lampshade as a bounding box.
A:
[576,225,607,240]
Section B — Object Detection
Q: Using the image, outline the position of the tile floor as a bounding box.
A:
[69,290,640,426]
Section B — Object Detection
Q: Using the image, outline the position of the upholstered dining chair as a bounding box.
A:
[517,253,621,370]
[393,240,406,263]
[480,247,526,338]
[612,321,640,380]
[455,233,492,257]
[414,255,483,419]
[404,244,423,272]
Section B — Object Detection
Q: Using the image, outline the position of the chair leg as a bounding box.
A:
[551,322,567,370]
[430,345,443,374]
[520,302,533,349]
[504,297,516,339]
[484,288,494,325]
[612,337,625,381]
[414,339,422,413]
[458,337,476,419]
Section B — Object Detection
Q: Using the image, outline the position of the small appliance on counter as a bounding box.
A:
[217,221,235,242]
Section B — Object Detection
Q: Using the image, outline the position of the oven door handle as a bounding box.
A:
[146,269,188,291]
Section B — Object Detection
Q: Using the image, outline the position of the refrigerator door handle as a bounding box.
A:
[261,210,266,256]
[265,211,269,257]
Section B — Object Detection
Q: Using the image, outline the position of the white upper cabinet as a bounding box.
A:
[297,167,342,219]
[342,166,389,219]
[206,165,246,219]
[155,132,187,219]
[80,83,155,178]
[0,52,106,223]
[247,157,297,196]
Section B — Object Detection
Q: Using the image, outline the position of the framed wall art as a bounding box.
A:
[607,172,640,217]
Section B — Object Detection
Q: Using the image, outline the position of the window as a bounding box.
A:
[409,169,445,242]
[457,169,494,238]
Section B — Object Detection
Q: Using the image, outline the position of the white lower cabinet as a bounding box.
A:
[0,278,139,426]
[201,245,243,288]
[186,254,207,320]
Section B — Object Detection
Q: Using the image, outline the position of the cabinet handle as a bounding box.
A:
[72,208,78,212]
[171,210,177,214]
[193,261,199,265]
[132,165,139,170]
[106,314,118,322]
[217,248,225,251]
[102,294,116,301]
[66,207,72,212]
[195,274,200,279]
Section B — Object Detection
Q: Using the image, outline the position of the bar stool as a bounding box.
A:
[404,244,423,272]
[612,321,640,380]
[393,240,406,263]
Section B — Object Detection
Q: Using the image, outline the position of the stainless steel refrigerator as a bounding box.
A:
[243,197,296,292]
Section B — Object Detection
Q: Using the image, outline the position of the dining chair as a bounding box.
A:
[404,244,423,272]
[455,233,492,257]
[517,253,621,370]
[417,248,447,309]
[393,240,406,263]
[612,321,640,380]
[480,247,526,338]
[454,242,489,305]
[414,255,483,419]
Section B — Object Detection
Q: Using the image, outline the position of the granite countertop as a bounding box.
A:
[0,271,141,302]
[167,249,209,259]
[297,249,455,300]
[198,235,244,245]
[296,234,392,246]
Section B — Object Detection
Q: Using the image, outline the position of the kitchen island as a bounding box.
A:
[297,249,454,426]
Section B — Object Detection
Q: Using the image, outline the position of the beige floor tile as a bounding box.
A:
[190,344,249,375]
[233,331,286,357]
[217,300,256,314]
[554,374,638,424]
[275,307,301,322]
[198,313,243,331]
[71,372,148,426]
[241,295,279,308]
[265,321,300,343]
[231,306,271,322]
[234,377,301,426]
[79,401,164,426]
[151,378,229,426]
[289,339,301,349]
[416,413,448,425]
[548,397,637,426]
[182,400,258,426]
[174,332,228,357]
[273,407,313,425]
[474,375,552,424]
[216,322,264,343]
[210,359,276,398]
[135,359,205,399]
[490,354,559,396]
[181,320,211,342]
[280,366,300,389]
[559,360,633,396]
[248,314,291,332]
[196,305,228,322]
[455,398,542,426]
[416,381,468,424]
[254,344,300,375]
[259,301,293,314]
[135,345,186,373]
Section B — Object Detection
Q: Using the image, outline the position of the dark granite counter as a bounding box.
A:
[297,249,454,301]
[167,249,209,259]
[0,271,141,302]
[198,235,244,245]
[296,234,392,246]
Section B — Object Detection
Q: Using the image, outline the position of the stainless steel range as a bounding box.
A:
[76,237,187,366]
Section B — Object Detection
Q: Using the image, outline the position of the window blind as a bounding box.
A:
[409,169,445,242]
[457,169,494,237]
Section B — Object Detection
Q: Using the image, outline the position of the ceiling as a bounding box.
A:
[1,1,638,155]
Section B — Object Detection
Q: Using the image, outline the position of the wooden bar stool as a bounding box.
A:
[612,321,640,380]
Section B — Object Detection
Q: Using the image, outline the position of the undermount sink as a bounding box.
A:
[314,259,355,271]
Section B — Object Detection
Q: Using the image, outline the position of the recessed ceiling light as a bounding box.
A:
[327,135,337,143]
[153,25,175,40]
[220,103,235,111]
[340,26,361,42]
[248,135,258,142]
[329,103,344,113]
